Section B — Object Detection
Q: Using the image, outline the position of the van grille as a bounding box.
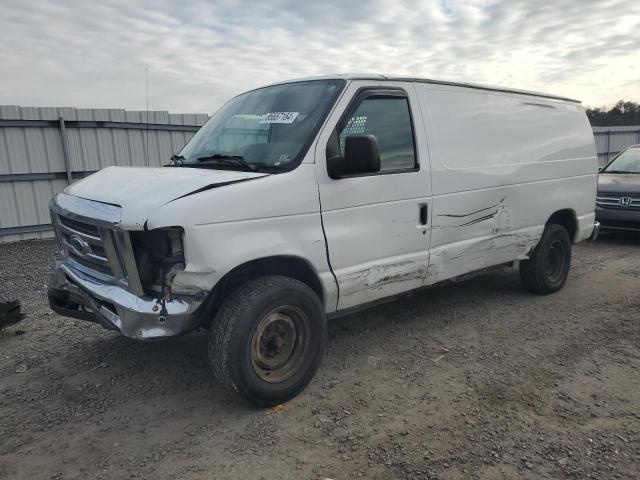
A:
[596,193,640,210]
[50,194,144,295]
[54,213,113,276]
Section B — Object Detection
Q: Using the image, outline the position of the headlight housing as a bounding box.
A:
[131,227,185,296]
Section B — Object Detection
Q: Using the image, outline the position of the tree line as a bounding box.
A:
[586,100,640,126]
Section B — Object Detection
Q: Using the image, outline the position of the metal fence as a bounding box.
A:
[1,103,639,243]
[0,106,209,243]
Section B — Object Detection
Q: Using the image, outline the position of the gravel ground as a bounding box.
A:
[0,235,638,479]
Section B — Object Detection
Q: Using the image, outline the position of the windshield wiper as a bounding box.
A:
[197,153,257,171]
[602,169,638,174]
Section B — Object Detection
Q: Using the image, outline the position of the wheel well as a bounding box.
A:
[199,256,324,327]
[547,209,577,241]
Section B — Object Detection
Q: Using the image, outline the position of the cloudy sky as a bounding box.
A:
[2,0,639,114]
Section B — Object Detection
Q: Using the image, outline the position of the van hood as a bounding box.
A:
[65,166,268,228]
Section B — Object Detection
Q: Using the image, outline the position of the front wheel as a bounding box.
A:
[519,223,572,294]
[209,275,327,406]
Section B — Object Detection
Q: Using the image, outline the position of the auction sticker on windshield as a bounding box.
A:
[261,112,299,124]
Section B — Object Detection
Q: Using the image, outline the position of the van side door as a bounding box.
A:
[315,81,432,311]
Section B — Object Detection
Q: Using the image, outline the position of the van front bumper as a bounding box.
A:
[48,261,204,341]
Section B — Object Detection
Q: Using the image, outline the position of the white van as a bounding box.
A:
[48,75,599,405]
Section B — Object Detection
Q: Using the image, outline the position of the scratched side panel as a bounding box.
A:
[426,175,595,284]
[418,82,597,285]
[427,186,539,284]
[321,198,430,309]
[314,80,433,311]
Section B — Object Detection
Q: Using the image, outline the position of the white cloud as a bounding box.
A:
[0,0,638,113]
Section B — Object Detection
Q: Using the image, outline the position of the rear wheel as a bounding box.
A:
[520,224,572,294]
[209,275,326,406]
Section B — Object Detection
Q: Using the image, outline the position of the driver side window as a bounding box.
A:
[338,94,416,172]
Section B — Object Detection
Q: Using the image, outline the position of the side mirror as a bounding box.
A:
[327,134,381,178]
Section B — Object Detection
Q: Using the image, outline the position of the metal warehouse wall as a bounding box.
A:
[0,106,208,243]
[1,103,639,243]
[592,125,640,167]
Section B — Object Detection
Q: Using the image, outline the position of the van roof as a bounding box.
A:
[265,74,581,104]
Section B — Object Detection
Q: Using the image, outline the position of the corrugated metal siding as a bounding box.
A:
[0,105,208,243]
[592,125,640,166]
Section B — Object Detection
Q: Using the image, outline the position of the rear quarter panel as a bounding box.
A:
[416,83,597,283]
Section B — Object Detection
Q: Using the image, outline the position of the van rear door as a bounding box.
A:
[315,81,432,310]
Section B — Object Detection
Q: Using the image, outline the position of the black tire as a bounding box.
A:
[209,275,326,407]
[519,223,572,294]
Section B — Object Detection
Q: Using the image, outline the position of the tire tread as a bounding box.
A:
[208,275,324,405]
[519,223,571,295]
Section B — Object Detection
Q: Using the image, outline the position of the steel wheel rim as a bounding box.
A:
[544,239,566,283]
[250,305,310,383]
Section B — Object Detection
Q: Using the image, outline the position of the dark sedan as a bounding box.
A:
[596,144,640,232]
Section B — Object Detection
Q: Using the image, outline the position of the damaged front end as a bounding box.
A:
[47,193,204,340]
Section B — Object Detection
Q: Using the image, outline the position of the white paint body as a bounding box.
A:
[65,75,598,315]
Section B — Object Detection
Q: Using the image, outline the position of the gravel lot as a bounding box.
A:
[0,235,638,479]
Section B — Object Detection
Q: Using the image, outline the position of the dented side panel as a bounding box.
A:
[337,255,429,305]
[426,175,596,285]
[147,163,339,311]
[418,82,597,286]
[314,80,433,310]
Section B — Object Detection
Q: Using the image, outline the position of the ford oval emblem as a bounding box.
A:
[68,235,92,256]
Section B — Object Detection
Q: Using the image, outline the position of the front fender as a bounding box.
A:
[144,165,338,311]
[172,212,332,299]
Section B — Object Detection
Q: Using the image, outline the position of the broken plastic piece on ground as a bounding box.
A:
[266,404,285,415]
[0,300,25,330]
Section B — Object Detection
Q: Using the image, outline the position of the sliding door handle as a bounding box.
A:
[419,203,428,225]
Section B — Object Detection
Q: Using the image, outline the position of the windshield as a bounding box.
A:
[602,147,640,174]
[177,79,345,172]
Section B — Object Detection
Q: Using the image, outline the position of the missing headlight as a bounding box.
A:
[131,227,185,297]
